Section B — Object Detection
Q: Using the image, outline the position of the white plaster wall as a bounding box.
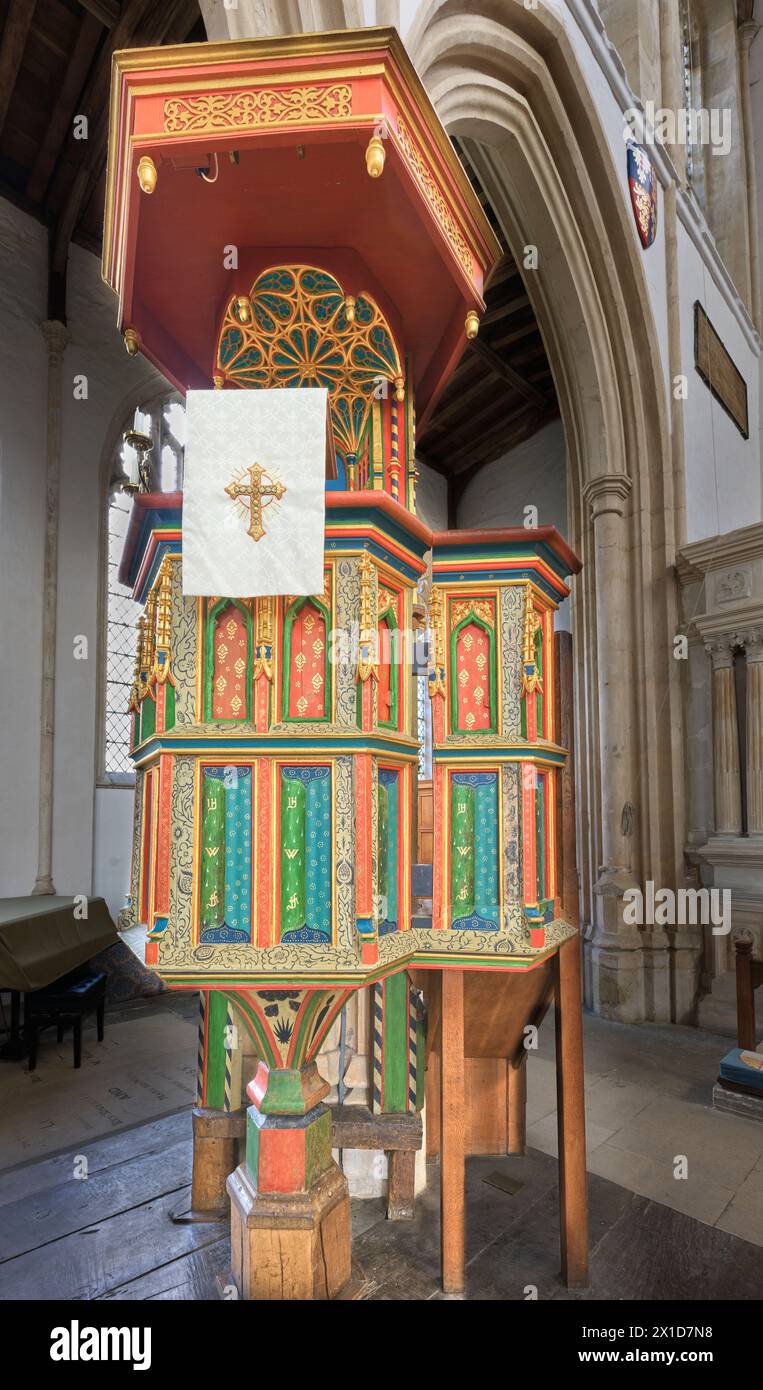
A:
[93,786,136,920]
[457,419,570,630]
[547,1,760,535]
[52,243,164,899]
[678,216,762,541]
[0,200,48,894]
[414,457,447,530]
[0,196,165,905]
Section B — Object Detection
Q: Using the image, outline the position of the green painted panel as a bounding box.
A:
[164,680,175,731]
[381,970,408,1113]
[141,693,156,741]
[280,773,306,936]
[305,1108,332,1184]
[205,990,229,1110]
[450,781,475,920]
[200,774,225,933]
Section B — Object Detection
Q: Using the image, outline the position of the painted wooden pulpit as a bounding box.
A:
[106,27,587,1299]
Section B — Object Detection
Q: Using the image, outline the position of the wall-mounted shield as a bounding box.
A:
[627,141,658,249]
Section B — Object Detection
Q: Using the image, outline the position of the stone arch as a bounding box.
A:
[408,0,691,1019]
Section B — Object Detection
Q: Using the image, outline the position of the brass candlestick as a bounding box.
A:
[121,428,153,494]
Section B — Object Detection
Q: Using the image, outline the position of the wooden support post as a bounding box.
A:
[506,1055,527,1155]
[440,967,465,1295]
[179,1106,245,1222]
[735,933,756,1050]
[387,1148,416,1220]
[554,935,588,1288]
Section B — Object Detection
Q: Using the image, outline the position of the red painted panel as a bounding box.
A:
[288,601,327,719]
[522,764,537,907]
[257,761,273,948]
[211,603,249,719]
[455,621,491,731]
[377,620,392,724]
[140,770,154,925]
[155,755,173,915]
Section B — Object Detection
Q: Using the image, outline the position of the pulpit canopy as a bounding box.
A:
[102,27,501,428]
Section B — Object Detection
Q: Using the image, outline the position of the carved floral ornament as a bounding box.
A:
[164,83,353,134]
[451,598,494,629]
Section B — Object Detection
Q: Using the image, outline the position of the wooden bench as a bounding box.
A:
[328,1104,422,1220]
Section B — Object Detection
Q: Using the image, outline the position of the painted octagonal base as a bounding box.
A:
[227,1160,352,1300]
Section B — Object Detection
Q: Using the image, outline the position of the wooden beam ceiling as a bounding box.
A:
[0,0,39,139]
[418,137,559,490]
[0,0,204,315]
[417,248,558,482]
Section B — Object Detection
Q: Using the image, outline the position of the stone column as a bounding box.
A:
[32,320,69,895]
[583,474,644,1023]
[742,627,763,837]
[706,636,742,837]
[375,0,400,24]
[738,20,761,331]
[584,474,638,900]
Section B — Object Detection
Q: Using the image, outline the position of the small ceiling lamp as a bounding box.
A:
[123,327,141,356]
[136,155,157,194]
[365,134,386,179]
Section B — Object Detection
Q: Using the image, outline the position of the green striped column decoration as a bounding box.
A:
[200,772,225,933]
[372,971,410,1114]
[280,772,306,936]
[450,780,475,922]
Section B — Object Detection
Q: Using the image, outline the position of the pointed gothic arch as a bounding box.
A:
[408,0,691,1020]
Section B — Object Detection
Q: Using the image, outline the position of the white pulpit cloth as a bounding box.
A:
[181,387,328,597]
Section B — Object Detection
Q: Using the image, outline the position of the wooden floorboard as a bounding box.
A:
[1,1109,761,1301]
[0,1110,191,1209]
[99,1237,230,1302]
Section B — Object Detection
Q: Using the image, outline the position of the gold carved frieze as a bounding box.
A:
[396,116,474,279]
[164,83,352,134]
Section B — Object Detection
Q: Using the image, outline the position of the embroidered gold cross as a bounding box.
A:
[225,462,287,542]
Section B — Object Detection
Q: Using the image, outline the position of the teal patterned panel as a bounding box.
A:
[451,771,499,932]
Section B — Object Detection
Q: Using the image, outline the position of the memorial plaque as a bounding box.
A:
[695,302,749,439]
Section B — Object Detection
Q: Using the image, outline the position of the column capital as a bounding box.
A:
[704,633,737,670]
[738,18,758,52]
[736,626,763,663]
[583,473,632,521]
[40,319,69,361]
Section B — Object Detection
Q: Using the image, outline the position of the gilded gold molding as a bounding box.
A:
[521,582,543,696]
[254,596,274,683]
[357,550,378,684]
[164,82,352,134]
[152,557,173,683]
[396,116,474,278]
[428,585,446,699]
